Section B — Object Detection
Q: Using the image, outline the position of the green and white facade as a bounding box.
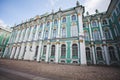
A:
[3,0,120,65]
[0,26,11,57]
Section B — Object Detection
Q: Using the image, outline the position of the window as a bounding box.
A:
[96,47,103,60]
[34,25,37,29]
[38,32,41,39]
[72,44,78,57]
[62,17,66,23]
[84,31,89,41]
[108,46,117,61]
[92,21,97,27]
[22,46,26,58]
[53,29,56,38]
[71,26,78,37]
[62,28,66,38]
[43,45,47,56]
[40,23,43,28]
[83,23,88,28]
[102,20,107,25]
[51,45,55,56]
[116,7,120,15]
[114,25,120,36]
[86,47,91,60]
[32,32,35,40]
[2,38,6,45]
[35,46,39,58]
[22,28,26,39]
[104,29,111,39]
[61,44,66,57]
[93,30,101,40]
[54,19,57,24]
[30,46,32,51]
[47,21,50,26]
[28,27,31,38]
[72,15,76,21]
[44,31,48,39]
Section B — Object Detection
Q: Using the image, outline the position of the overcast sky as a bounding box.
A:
[0,0,111,27]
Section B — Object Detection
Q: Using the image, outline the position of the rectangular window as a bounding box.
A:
[71,26,78,37]
[44,31,48,39]
[53,29,56,38]
[62,28,66,38]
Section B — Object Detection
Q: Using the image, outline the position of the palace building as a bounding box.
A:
[3,0,120,65]
[0,26,11,58]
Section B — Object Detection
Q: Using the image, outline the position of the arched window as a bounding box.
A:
[35,46,39,58]
[84,31,89,41]
[30,46,32,51]
[43,45,47,56]
[62,17,66,23]
[72,44,78,57]
[32,32,35,40]
[54,19,57,24]
[27,27,31,38]
[44,31,48,39]
[22,28,26,40]
[23,46,26,58]
[62,28,66,38]
[40,23,43,28]
[93,30,101,40]
[96,47,103,60]
[38,32,41,39]
[86,47,91,60]
[34,25,37,29]
[71,26,78,37]
[47,21,50,26]
[92,21,97,27]
[53,29,56,38]
[108,46,117,61]
[72,15,76,21]
[102,20,107,25]
[104,29,111,39]
[51,45,55,56]
[61,44,66,57]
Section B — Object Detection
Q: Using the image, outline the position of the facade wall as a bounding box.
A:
[3,1,120,65]
[0,28,11,57]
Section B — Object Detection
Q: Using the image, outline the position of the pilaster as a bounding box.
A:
[18,43,25,59]
[37,41,42,61]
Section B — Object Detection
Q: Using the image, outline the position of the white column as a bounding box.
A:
[109,29,113,40]
[28,27,34,41]
[19,29,24,42]
[48,21,52,39]
[55,42,59,63]
[91,45,96,64]
[41,23,45,39]
[37,41,42,61]
[14,46,20,59]
[98,18,105,40]
[14,30,19,43]
[88,20,93,41]
[24,43,30,60]
[34,25,39,40]
[30,42,36,60]
[57,18,61,38]
[3,47,8,58]
[23,27,29,42]
[18,43,25,59]
[10,47,16,59]
[45,43,50,62]
[77,13,87,65]
[114,45,120,61]
[103,45,110,65]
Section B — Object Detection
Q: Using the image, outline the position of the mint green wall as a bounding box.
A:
[0,31,11,56]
